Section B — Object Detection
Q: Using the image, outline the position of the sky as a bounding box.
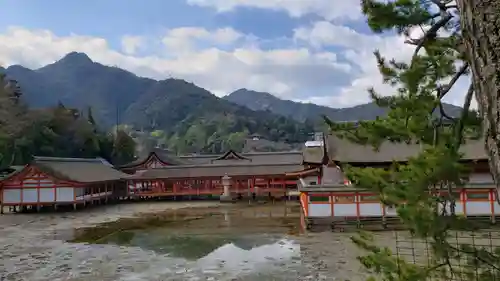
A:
[0,0,472,108]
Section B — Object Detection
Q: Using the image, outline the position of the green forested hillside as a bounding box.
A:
[225,88,464,122]
[123,79,316,153]
[0,73,135,168]
[3,53,317,154]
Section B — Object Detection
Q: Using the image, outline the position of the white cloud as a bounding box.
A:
[186,0,361,21]
[162,27,244,53]
[0,18,473,110]
[121,35,143,55]
[293,21,474,108]
[0,26,350,101]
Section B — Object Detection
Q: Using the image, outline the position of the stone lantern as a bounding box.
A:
[220,174,233,202]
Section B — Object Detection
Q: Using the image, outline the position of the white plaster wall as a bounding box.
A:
[385,206,398,216]
[359,204,383,217]
[438,202,465,216]
[56,187,74,202]
[466,202,491,215]
[22,188,38,203]
[22,179,39,187]
[334,204,357,216]
[494,202,500,214]
[303,176,318,185]
[3,189,21,204]
[468,173,493,184]
[39,179,55,187]
[308,204,332,217]
[39,189,55,202]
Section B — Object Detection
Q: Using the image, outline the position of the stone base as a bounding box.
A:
[219,195,234,202]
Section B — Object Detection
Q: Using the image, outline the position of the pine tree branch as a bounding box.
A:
[438,63,469,99]
[412,13,453,59]
[430,0,447,12]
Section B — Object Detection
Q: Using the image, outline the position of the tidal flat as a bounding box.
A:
[0,201,407,281]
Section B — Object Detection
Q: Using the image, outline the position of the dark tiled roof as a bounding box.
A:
[0,166,24,180]
[121,148,190,168]
[326,134,488,163]
[212,150,251,162]
[33,156,128,183]
[180,151,303,165]
[285,167,320,177]
[129,163,304,179]
[302,146,325,164]
[244,151,303,164]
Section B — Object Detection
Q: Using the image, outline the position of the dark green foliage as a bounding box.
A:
[124,79,314,153]
[112,130,136,165]
[324,0,497,280]
[0,71,135,168]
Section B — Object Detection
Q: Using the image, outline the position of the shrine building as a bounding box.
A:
[0,157,128,213]
[296,134,498,231]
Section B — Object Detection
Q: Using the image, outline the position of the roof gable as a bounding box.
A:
[211,150,251,163]
[120,148,189,169]
[180,151,303,165]
[32,156,128,183]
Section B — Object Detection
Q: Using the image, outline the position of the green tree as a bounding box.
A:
[112,130,136,165]
[226,131,248,151]
[324,1,498,280]
[0,73,30,167]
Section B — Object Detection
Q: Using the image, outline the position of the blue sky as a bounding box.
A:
[0,0,469,107]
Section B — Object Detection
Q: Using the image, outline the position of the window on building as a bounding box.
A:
[439,191,461,200]
[309,195,330,202]
[360,195,379,202]
[335,196,355,203]
[467,192,489,200]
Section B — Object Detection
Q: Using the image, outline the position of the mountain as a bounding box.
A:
[225,88,463,122]
[4,52,152,127]
[2,53,315,153]
[3,52,462,154]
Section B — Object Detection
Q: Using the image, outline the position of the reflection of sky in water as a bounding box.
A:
[100,231,301,280]
[197,239,300,278]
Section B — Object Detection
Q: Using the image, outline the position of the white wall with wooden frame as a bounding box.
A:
[300,183,500,220]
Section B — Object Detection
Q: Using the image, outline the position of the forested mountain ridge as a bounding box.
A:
[4,52,152,127]
[0,72,136,168]
[225,88,464,122]
[3,52,463,155]
[2,53,316,154]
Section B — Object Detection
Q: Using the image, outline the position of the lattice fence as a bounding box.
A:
[393,230,500,280]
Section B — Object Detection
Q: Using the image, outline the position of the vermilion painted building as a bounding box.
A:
[297,134,497,230]
[0,157,128,213]
[124,149,305,198]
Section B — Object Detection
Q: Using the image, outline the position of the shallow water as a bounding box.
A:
[0,201,376,280]
[67,203,305,280]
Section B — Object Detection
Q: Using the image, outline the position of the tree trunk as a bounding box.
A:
[457,0,500,200]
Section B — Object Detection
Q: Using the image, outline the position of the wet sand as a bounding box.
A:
[2,201,488,281]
